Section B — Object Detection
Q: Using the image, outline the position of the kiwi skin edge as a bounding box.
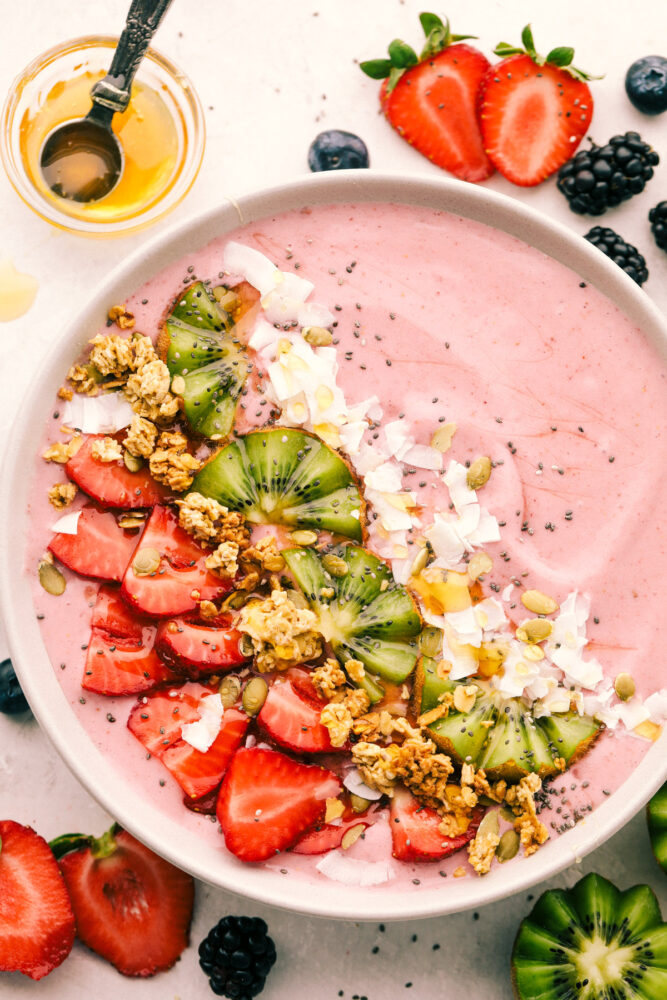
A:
[647,782,667,874]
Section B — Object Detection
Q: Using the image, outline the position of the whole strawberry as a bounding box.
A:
[479,25,597,186]
[360,12,494,182]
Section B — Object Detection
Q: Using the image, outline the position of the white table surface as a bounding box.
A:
[1,1,666,997]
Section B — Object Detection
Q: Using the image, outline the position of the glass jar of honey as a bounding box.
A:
[1,36,205,236]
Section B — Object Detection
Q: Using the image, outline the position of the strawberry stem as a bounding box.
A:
[493,24,601,82]
[49,822,122,861]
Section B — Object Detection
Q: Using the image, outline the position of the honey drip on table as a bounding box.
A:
[0,259,38,321]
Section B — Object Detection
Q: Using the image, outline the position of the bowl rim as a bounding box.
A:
[3,170,666,921]
[0,33,205,237]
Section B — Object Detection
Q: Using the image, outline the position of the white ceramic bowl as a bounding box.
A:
[2,172,666,921]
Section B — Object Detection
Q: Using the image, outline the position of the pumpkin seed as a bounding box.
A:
[219,675,242,708]
[453,684,477,714]
[38,559,66,596]
[467,551,493,581]
[476,809,500,840]
[431,422,457,453]
[500,806,516,824]
[242,677,268,716]
[303,325,333,347]
[409,545,430,577]
[496,829,520,862]
[341,823,366,850]
[466,456,492,490]
[132,547,161,576]
[521,589,559,616]
[221,590,248,611]
[239,634,255,658]
[289,529,319,546]
[117,512,147,530]
[516,618,553,643]
[350,794,372,814]
[418,626,443,658]
[614,672,636,701]
[322,553,349,577]
[123,450,144,473]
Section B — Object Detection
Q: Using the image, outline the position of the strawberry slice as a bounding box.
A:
[127,681,216,755]
[155,617,248,679]
[291,807,372,855]
[66,434,168,509]
[390,786,482,861]
[55,825,193,977]
[121,505,231,617]
[478,27,595,186]
[217,747,342,862]
[83,586,178,696]
[361,13,493,181]
[0,820,75,980]
[161,708,248,799]
[257,673,336,753]
[49,505,140,583]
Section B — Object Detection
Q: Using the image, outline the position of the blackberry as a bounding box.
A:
[198,915,276,999]
[557,132,659,215]
[649,201,667,251]
[308,130,370,171]
[584,227,648,286]
[0,658,30,714]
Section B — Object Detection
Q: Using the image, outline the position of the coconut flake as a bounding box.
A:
[62,392,134,434]
[50,510,82,535]
[316,850,395,887]
[180,694,225,753]
[342,768,383,801]
[401,444,443,471]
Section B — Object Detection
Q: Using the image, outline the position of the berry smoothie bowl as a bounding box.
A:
[2,172,666,921]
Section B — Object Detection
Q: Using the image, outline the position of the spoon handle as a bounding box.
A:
[90,0,175,113]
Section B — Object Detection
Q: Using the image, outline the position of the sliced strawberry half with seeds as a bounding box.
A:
[121,505,231,617]
[257,673,336,753]
[127,681,216,755]
[83,585,178,696]
[390,786,482,861]
[291,805,373,855]
[217,747,342,862]
[49,505,140,583]
[66,434,168,509]
[54,825,193,977]
[0,820,75,980]
[154,617,248,679]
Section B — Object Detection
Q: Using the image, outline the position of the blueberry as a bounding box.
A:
[625,56,667,114]
[0,658,30,714]
[308,130,370,171]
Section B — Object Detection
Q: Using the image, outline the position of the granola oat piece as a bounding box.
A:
[66,364,98,395]
[47,482,78,509]
[311,658,347,701]
[148,431,201,492]
[240,535,285,573]
[57,386,73,401]
[89,333,134,378]
[505,773,549,857]
[42,435,83,464]
[108,304,135,329]
[205,541,240,579]
[175,492,250,549]
[130,332,159,371]
[320,703,355,748]
[126,359,171,406]
[91,437,123,463]
[123,415,158,459]
[236,589,322,673]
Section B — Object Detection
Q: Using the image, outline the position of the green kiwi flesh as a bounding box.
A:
[511,872,667,999]
[283,544,421,694]
[192,429,364,540]
[415,658,601,781]
[163,282,250,439]
[648,782,667,874]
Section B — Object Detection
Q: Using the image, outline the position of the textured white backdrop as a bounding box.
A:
[1,1,666,997]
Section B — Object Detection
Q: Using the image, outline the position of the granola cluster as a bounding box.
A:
[176,492,250,550]
[91,436,123,463]
[205,541,240,579]
[236,589,323,673]
[123,415,158,459]
[320,688,371,747]
[47,482,77,509]
[42,435,83,464]
[148,431,201,492]
[505,772,549,857]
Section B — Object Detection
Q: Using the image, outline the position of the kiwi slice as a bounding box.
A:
[283,543,421,698]
[648,783,667,874]
[160,282,250,439]
[511,872,667,999]
[414,657,601,781]
[192,428,364,540]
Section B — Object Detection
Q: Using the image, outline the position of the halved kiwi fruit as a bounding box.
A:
[283,543,421,699]
[648,782,667,874]
[160,282,250,439]
[413,657,601,781]
[511,872,667,999]
[192,428,364,541]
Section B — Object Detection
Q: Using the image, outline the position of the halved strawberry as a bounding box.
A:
[155,617,248,679]
[0,820,75,980]
[161,708,248,799]
[54,825,193,977]
[478,26,595,186]
[127,681,217,755]
[257,673,336,753]
[217,747,342,862]
[49,505,140,583]
[291,806,372,855]
[83,586,178,696]
[66,434,168,509]
[390,786,482,862]
[121,505,231,617]
[361,13,493,181]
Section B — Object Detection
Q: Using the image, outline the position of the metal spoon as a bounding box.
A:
[39,0,174,204]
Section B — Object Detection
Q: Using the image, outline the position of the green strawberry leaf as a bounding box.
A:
[388,38,419,68]
[385,65,406,95]
[493,42,525,58]
[521,24,537,59]
[419,12,444,36]
[546,46,575,67]
[360,58,394,80]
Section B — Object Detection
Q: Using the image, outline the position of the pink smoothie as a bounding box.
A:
[27,202,666,891]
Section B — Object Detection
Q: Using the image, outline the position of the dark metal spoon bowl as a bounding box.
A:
[39,0,174,204]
